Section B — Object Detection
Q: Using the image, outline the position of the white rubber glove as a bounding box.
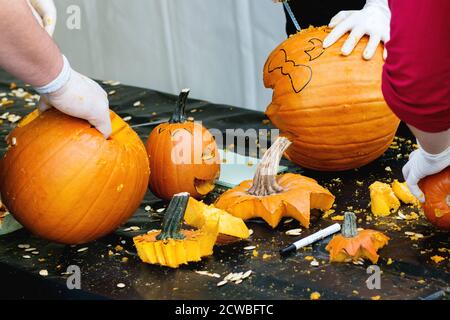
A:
[323,0,390,60]
[403,146,450,203]
[27,0,57,36]
[35,56,112,139]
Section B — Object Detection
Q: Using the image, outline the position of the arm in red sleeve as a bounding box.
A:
[382,0,450,133]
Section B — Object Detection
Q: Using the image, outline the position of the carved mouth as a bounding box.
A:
[194,178,215,195]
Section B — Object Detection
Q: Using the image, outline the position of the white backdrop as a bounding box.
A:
[53,0,287,111]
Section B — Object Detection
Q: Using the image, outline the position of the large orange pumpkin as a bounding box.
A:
[264,26,400,171]
[0,109,150,244]
[419,167,450,230]
[146,89,220,200]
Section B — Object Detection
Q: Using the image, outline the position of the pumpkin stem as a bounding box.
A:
[341,212,358,238]
[157,192,190,240]
[169,88,190,124]
[248,137,292,197]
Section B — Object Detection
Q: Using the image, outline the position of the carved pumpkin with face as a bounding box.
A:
[145,89,220,200]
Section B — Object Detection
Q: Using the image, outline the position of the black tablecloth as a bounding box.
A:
[0,70,448,300]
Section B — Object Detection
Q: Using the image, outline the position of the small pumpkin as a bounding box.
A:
[133,193,219,268]
[419,167,450,230]
[146,89,220,200]
[391,180,419,206]
[264,26,400,171]
[326,212,389,263]
[369,181,400,216]
[0,109,150,244]
[185,197,250,244]
[215,137,335,228]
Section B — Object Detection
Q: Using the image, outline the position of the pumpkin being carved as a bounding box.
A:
[215,137,335,228]
[419,167,450,230]
[0,109,150,244]
[264,26,400,171]
[146,89,220,200]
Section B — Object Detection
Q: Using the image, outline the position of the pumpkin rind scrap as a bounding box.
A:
[369,181,400,216]
[185,197,250,244]
[326,212,389,263]
[0,109,150,244]
[419,167,450,230]
[263,26,400,171]
[215,137,335,228]
[146,89,220,200]
[133,193,219,268]
[391,180,419,206]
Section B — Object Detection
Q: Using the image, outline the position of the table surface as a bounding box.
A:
[0,70,448,300]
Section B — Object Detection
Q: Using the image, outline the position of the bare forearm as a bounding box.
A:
[0,0,62,86]
[408,125,450,154]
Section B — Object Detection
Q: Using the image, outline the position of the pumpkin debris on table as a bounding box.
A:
[185,197,250,244]
[263,26,399,171]
[145,89,220,200]
[369,182,400,216]
[133,193,219,268]
[419,167,450,230]
[326,212,389,264]
[0,109,150,244]
[391,180,419,206]
[215,137,335,228]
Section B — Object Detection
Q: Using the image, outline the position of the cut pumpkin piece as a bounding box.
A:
[326,212,390,264]
[215,137,335,228]
[185,197,250,244]
[391,180,419,206]
[369,181,400,216]
[133,192,219,268]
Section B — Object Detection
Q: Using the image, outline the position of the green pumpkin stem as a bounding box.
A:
[248,137,292,197]
[156,192,190,240]
[341,212,358,238]
[169,88,190,124]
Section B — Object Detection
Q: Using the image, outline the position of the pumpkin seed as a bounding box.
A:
[123,116,132,122]
[77,247,89,253]
[116,283,126,288]
[248,229,254,236]
[108,90,116,95]
[244,246,256,251]
[23,255,31,259]
[310,260,320,267]
[144,205,151,212]
[39,270,48,277]
[31,251,39,255]
[157,208,165,213]
[24,248,37,252]
[235,280,243,284]
[284,218,294,224]
[217,280,228,287]
[242,270,252,279]
[224,273,234,281]
[286,228,302,236]
[18,244,30,249]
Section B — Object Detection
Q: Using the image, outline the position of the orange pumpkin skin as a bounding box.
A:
[146,90,220,200]
[263,26,400,171]
[419,167,450,230]
[0,109,150,244]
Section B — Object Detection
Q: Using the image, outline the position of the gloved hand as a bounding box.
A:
[27,0,57,36]
[35,56,112,139]
[323,0,390,60]
[403,146,450,202]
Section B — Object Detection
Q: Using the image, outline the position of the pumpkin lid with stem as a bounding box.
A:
[133,192,219,268]
[215,136,335,228]
[326,212,390,264]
